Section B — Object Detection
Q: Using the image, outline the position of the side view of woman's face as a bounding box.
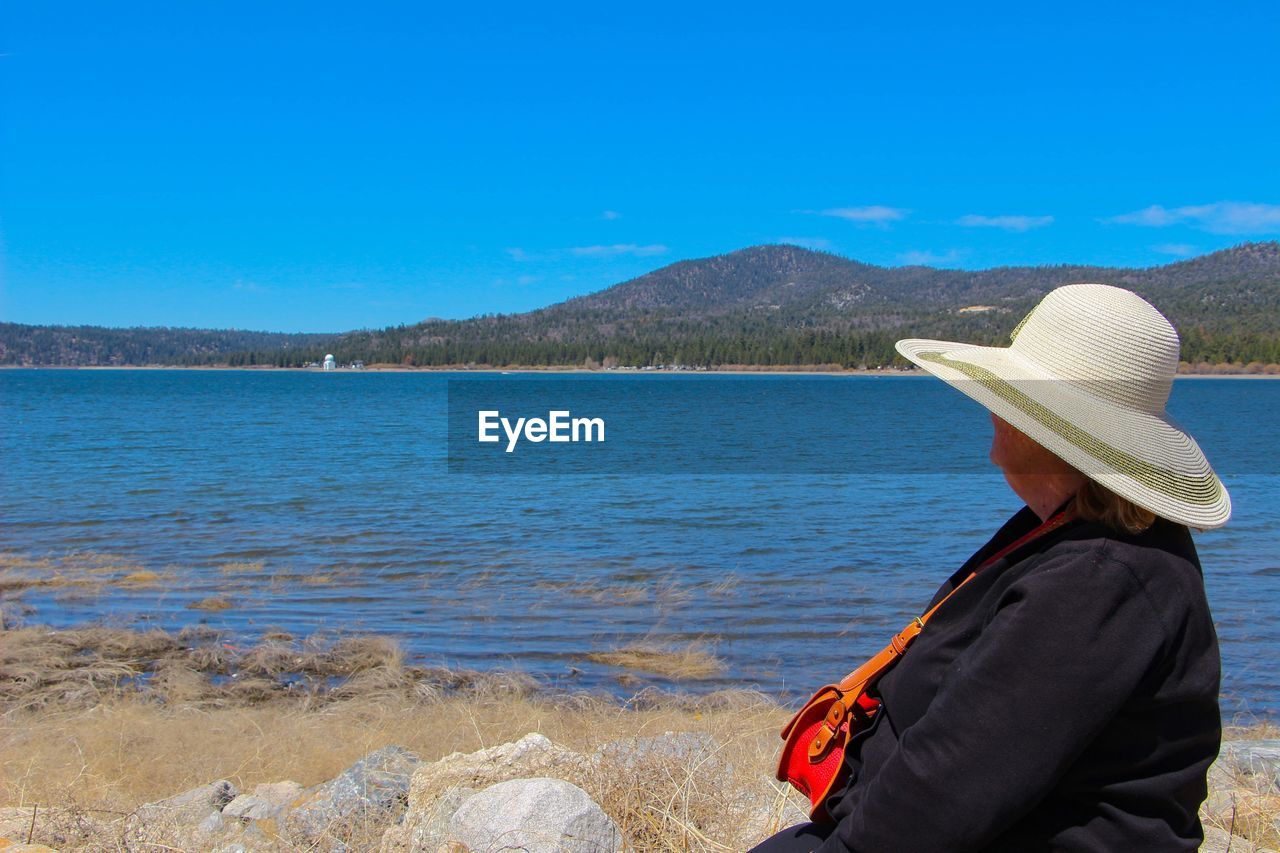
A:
[989,414,1053,475]
[990,413,1085,517]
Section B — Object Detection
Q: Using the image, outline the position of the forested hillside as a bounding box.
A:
[4,242,1279,368]
[284,242,1280,369]
[0,324,332,367]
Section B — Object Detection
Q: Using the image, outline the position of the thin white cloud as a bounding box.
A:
[1151,243,1198,258]
[516,275,540,285]
[955,214,1053,232]
[897,249,966,267]
[776,236,834,250]
[570,244,669,258]
[602,210,622,220]
[811,205,909,224]
[1105,202,1280,235]
[505,247,531,261]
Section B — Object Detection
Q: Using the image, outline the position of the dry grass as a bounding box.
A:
[588,641,727,680]
[116,570,165,588]
[0,624,790,850]
[1,624,1275,851]
[0,624,505,715]
[535,577,695,607]
[218,561,266,575]
[186,597,234,611]
[0,552,183,599]
[1,692,793,850]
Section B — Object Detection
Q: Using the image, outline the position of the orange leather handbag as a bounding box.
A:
[777,508,1077,819]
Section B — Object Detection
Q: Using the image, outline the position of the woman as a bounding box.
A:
[755,284,1228,852]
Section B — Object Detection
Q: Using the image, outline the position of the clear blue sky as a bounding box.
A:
[2,1,1278,332]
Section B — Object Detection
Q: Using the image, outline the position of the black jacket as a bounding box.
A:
[816,506,1222,853]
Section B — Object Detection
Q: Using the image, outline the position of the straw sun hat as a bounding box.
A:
[896,283,1231,529]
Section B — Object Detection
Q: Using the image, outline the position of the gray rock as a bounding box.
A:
[198,810,226,835]
[448,777,622,853]
[595,731,722,770]
[135,779,239,826]
[1199,824,1280,852]
[286,746,420,840]
[1200,826,1234,852]
[1221,740,1280,791]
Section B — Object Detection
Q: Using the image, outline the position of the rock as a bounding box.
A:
[207,818,284,853]
[0,842,58,852]
[222,796,271,821]
[223,781,305,821]
[384,733,590,852]
[1201,787,1238,823]
[1200,826,1233,852]
[384,786,475,852]
[0,810,37,840]
[448,778,622,853]
[285,746,420,841]
[1221,740,1280,791]
[1199,824,1280,852]
[198,810,226,835]
[1202,755,1239,822]
[595,731,723,770]
[252,780,306,803]
[134,779,239,826]
[744,777,813,841]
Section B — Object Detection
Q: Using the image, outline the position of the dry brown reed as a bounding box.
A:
[186,597,234,611]
[588,641,727,679]
[218,561,266,575]
[0,552,183,599]
[535,577,695,607]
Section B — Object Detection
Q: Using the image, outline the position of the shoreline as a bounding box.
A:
[1,621,1277,850]
[3,364,1279,378]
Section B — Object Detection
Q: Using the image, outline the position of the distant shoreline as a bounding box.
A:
[3,364,1279,378]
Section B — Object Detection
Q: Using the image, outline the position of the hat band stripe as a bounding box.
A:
[917,352,1223,506]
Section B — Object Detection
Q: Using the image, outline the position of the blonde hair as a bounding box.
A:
[1076,478,1157,534]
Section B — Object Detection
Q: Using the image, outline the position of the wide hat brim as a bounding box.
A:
[895,337,1231,529]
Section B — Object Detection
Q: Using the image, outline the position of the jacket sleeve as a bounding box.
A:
[816,545,1171,853]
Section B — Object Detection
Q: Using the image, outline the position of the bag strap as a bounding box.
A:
[808,505,1078,756]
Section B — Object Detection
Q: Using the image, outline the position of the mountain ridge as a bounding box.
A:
[3,242,1279,367]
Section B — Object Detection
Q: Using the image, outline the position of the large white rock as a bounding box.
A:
[448,777,622,853]
[385,733,590,851]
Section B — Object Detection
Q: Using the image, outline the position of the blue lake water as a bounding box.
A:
[1,370,1277,717]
